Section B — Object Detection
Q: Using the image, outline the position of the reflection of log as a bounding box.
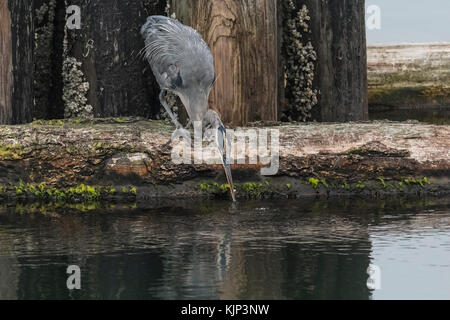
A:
[0,119,448,199]
[0,1,34,124]
[0,256,18,299]
[1,197,447,299]
[367,43,450,109]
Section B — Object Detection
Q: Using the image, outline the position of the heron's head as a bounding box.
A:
[202,109,222,131]
[179,90,209,123]
[140,16,155,39]
[178,72,217,123]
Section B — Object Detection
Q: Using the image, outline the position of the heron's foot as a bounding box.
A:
[171,127,191,143]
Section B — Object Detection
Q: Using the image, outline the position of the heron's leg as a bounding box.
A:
[159,90,181,129]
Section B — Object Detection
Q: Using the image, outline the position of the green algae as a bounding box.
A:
[6,182,137,202]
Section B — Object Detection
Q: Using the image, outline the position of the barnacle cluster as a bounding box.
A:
[61,57,93,119]
[61,0,93,119]
[34,0,57,119]
[281,1,318,122]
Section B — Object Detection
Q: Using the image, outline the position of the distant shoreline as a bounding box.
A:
[367,42,450,47]
[367,43,450,111]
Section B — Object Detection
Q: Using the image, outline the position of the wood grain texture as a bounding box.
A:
[0,1,13,124]
[303,0,368,122]
[171,0,279,125]
[8,0,34,124]
[65,0,165,118]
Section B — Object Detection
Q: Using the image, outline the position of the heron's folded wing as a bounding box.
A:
[141,15,213,90]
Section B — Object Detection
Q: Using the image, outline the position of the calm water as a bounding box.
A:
[0,197,449,300]
[370,107,450,125]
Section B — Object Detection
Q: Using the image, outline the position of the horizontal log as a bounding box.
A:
[0,118,448,201]
[368,43,450,109]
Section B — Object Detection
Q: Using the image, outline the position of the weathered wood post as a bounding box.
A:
[33,0,66,120]
[169,0,280,126]
[303,0,369,122]
[0,0,34,124]
[63,0,165,119]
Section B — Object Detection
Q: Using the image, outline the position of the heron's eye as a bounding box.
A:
[171,71,183,89]
[211,75,217,88]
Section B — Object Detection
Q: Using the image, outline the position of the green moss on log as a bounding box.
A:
[3,181,138,202]
[0,145,24,160]
[197,176,436,199]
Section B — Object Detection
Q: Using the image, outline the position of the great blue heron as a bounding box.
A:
[141,15,236,201]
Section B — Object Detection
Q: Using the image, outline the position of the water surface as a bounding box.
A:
[0,197,449,300]
[370,107,450,125]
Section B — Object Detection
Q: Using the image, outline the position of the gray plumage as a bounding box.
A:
[141,15,216,123]
[141,16,235,201]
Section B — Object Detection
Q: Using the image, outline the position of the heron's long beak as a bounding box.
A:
[217,126,236,202]
[223,159,236,202]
